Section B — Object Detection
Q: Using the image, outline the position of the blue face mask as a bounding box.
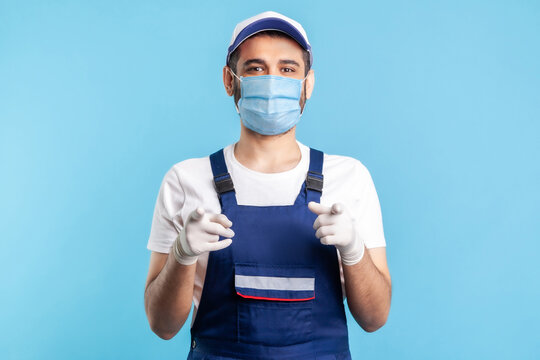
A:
[230,69,308,135]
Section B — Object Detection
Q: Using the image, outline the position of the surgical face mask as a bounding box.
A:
[229,69,308,135]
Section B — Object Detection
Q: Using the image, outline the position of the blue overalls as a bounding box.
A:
[188,147,351,360]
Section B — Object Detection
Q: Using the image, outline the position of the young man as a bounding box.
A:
[144,11,391,359]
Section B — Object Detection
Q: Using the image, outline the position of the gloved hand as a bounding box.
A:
[308,201,365,266]
[173,207,235,265]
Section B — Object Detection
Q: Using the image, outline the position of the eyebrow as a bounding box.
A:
[278,59,301,67]
[241,58,301,69]
[242,58,267,69]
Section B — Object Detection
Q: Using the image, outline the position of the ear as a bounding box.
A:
[223,66,234,96]
[305,69,315,100]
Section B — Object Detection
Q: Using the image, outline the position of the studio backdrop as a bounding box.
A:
[1,1,539,359]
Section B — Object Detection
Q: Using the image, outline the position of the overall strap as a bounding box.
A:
[301,147,324,204]
[209,148,237,207]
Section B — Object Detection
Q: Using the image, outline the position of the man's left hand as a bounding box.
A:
[308,201,365,266]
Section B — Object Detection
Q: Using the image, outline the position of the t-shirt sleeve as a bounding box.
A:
[352,161,386,249]
[147,166,186,254]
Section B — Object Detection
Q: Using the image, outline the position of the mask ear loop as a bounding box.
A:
[228,68,242,114]
[299,73,309,117]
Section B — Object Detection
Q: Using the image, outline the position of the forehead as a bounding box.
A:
[236,34,304,62]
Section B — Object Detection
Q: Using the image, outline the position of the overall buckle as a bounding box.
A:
[306,171,323,192]
[214,173,235,194]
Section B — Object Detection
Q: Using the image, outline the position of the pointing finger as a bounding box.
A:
[308,201,332,215]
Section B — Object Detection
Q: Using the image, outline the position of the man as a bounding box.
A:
[144,11,391,359]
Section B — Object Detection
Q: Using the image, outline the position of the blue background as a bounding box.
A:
[1,0,539,359]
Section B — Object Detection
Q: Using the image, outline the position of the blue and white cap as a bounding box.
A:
[226,11,313,67]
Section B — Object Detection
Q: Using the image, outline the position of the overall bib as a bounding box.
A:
[188,147,351,360]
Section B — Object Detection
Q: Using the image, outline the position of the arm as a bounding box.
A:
[144,250,196,340]
[144,166,194,339]
[144,207,234,340]
[308,194,391,332]
[342,246,391,332]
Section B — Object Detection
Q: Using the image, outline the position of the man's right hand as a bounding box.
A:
[173,207,235,265]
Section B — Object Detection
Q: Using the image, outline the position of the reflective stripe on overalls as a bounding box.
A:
[188,147,351,360]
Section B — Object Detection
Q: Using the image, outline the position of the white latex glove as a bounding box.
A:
[308,201,365,266]
[173,207,235,265]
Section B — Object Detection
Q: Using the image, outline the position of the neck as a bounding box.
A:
[234,124,301,173]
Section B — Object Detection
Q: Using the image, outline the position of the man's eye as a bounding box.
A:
[248,66,263,72]
[282,68,295,73]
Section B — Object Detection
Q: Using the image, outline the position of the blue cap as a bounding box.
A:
[226,11,313,67]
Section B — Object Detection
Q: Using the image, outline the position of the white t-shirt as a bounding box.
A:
[147,139,386,325]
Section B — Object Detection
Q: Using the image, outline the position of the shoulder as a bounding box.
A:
[298,141,368,174]
[317,146,371,183]
[323,152,373,195]
[166,153,214,184]
[298,142,372,195]
[161,145,233,195]
[154,154,214,201]
[297,140,371,181]
[323,152,369,176]
[171,155,211,174]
